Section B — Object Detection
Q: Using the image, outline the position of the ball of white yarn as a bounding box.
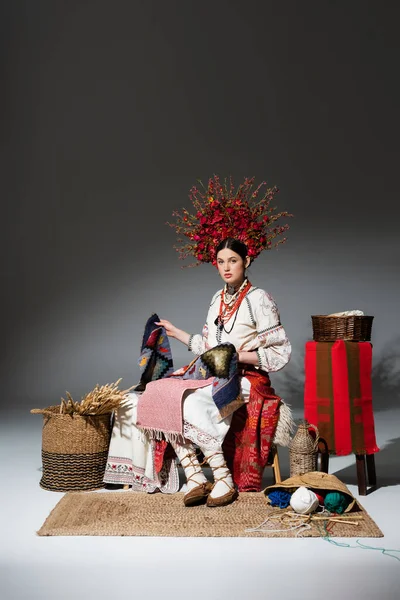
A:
[290,486,319,514]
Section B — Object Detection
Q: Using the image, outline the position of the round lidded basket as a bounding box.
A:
[31,406,112,492]
[311,315,374,342]
[289,420,319,477]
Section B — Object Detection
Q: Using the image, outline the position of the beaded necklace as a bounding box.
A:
[215,279,252,333]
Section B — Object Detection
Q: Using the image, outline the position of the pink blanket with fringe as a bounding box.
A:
[136,377,214,437]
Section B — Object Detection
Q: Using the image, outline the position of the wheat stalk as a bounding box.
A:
[59,379,135,415]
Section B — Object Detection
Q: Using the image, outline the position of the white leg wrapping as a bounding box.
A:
[170,441,208,492]
[203,447,235,499]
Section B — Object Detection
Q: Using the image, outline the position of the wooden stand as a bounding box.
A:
[356,453,377,495]
[272,449,282,483]
[266,445,282,484]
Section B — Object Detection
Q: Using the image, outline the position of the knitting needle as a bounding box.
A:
[327,519,360,526]
[311,515,363,521]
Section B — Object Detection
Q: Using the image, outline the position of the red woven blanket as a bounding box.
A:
[304,341,379,456]
[223,369,281,492]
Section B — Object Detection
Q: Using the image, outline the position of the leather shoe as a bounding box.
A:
[184,481,213,507]
[206,486,239,508]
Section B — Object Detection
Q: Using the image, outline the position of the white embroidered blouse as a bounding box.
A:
[188,286,291,372]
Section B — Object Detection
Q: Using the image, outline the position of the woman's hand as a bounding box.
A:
[155,319,178,338]
[237,351,259,366]
[155,320,190,346]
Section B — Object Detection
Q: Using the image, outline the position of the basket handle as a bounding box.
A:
[307,422,320,450]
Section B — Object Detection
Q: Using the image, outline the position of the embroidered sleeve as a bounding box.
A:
[188,291,219,355]
[188,331,206,355]
[253,290,291,372]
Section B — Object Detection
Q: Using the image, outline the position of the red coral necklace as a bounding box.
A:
[217,279,252,328]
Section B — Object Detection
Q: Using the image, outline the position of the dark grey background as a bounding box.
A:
[2,0,399,412]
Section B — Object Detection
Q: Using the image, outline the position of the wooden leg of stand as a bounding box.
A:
[123,485,130,490]
[366,454,377,486]
[356,454,367,496]
[272,449,282,484]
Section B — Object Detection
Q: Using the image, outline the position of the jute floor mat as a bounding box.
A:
[37,491,383,538]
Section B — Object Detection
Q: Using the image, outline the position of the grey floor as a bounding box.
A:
[1,408,400,600]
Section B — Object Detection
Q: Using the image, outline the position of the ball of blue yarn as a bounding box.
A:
[268,490,292,509]
[324,491,350,514]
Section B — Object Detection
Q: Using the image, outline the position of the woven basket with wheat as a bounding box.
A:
[31,379,134,491]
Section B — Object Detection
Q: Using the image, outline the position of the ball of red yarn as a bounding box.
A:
[314,492,325,506]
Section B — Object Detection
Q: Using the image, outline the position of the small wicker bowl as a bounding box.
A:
[311,315,374,342]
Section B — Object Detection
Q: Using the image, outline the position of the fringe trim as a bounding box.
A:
[273,400,295,447]
[138,399,295,447]
[138,425,186,446]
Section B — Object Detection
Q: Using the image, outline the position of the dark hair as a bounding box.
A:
[216,238,248,262]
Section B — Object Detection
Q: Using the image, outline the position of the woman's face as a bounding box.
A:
[216,248,249,288]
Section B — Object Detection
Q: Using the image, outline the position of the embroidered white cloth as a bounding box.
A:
[189,286,291,372]
[103,392,180,493]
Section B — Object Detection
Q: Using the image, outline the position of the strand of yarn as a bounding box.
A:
[295,524,313,537]
[317,522,400,562]
[245,512,311,535]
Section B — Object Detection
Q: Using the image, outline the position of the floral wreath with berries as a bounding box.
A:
[168,175,293,267]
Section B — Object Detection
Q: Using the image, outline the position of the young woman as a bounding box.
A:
[104,238,291,507]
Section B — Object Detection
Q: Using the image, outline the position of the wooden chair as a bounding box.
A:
[267,444,282,484]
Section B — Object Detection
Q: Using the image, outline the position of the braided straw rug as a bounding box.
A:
[37,491,383,538]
